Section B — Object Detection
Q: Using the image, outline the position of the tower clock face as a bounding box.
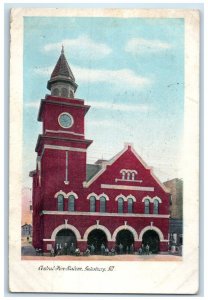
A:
[58,113,73,128]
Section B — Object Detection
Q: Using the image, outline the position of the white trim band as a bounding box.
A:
[44,144,86,153]
[42,210,170,218]
[45,129,84,137]
[101,184,154,191]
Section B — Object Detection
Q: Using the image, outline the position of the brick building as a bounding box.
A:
[164,178,183,249]
[30,48,171,254]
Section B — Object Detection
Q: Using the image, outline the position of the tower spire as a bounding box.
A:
[47,48,78,98]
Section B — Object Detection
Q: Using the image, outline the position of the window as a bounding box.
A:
[61,88,68,97]
[58,194,64,211]
[100,196,106,212]
[118,197,124,213]
[144,199,150,214]
[153,199,159,214]
[128,198,133,213]
[90,196,96,212]
[127,172,131,180]
[53,88,59,96]
[121,171,125,180]
[68,195,75,211]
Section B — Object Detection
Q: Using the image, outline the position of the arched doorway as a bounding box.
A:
[142,230,160,253]
[87,229,107,254]
[55,229,77,255]
[116,229,134,254]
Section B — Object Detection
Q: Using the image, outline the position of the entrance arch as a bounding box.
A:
[112,225,138,241]
[142,230,160,253]
[87,229,107,254]
[116,229,134,254]
[51,224,81,241]
[55,229,77,255]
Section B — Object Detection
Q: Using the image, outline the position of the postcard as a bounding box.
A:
[9,8,199,294]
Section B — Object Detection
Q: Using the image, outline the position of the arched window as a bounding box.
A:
[132,172,135,180]
[153,199,159,214]
[57,194,64,211]
[53,88,59,96]
[89,196,96,212]
[118,197,124,213]
[122,171,125,180]
[69,90,74,98]
[144,199,150,214]
[127,198,133,213]
[127,172,131,180]
[100,196,106,212]
[61,88,68,98]
[68,195,75,211]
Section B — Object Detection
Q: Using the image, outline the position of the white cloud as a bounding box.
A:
[43,35,112,60]
[87,101,151,112]
[73,66,151,89]
[34,66,53,77]
[34,65,151,90]
[88,120,120,128]
[25,101,40,108]
[125,38,172,55]
[25,100,151,113]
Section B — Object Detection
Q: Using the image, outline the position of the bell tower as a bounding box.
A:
[35,48,93,195]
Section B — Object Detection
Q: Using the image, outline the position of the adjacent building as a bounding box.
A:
[164,178,183,250]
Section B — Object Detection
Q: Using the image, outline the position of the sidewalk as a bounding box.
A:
[22,253,182,261]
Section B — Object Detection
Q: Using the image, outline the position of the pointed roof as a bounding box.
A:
[50,46,75,81]
[47,46,78,91]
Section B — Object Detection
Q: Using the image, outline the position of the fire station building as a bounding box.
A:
[30,48,170,254]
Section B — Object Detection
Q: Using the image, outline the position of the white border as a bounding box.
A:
[8,7,200,295]
[58,112,74,129]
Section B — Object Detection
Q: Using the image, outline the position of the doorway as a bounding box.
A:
[87,229,107,254]
[55,229,76,255]
[116,229,134,254]
[142,230,160,253]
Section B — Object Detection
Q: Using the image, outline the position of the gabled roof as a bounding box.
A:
[84,143,170,193]
[50,47,75,81]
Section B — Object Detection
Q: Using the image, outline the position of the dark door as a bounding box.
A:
[55,229,76,255]
[116,229,134,254]
[87,229,107,254]
[142,230,160,253]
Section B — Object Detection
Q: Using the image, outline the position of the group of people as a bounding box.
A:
[44,242,151,257]
[50,242,79,256]
[137,243,150,255]
[84,243,136,256]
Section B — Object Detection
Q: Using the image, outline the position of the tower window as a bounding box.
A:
[68,195,75,211]
[53,88,59,96]
[57,194,64,211]
[144,199,150,214]
[153,199,159,214]
[89,196,96,212]
[127,198,133,213]
[61,88,68,98]
[69,90,74,98]
[100,196,106,213]
[118,197,124,213]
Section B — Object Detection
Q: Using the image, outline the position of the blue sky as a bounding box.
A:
[23,16,184,187]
